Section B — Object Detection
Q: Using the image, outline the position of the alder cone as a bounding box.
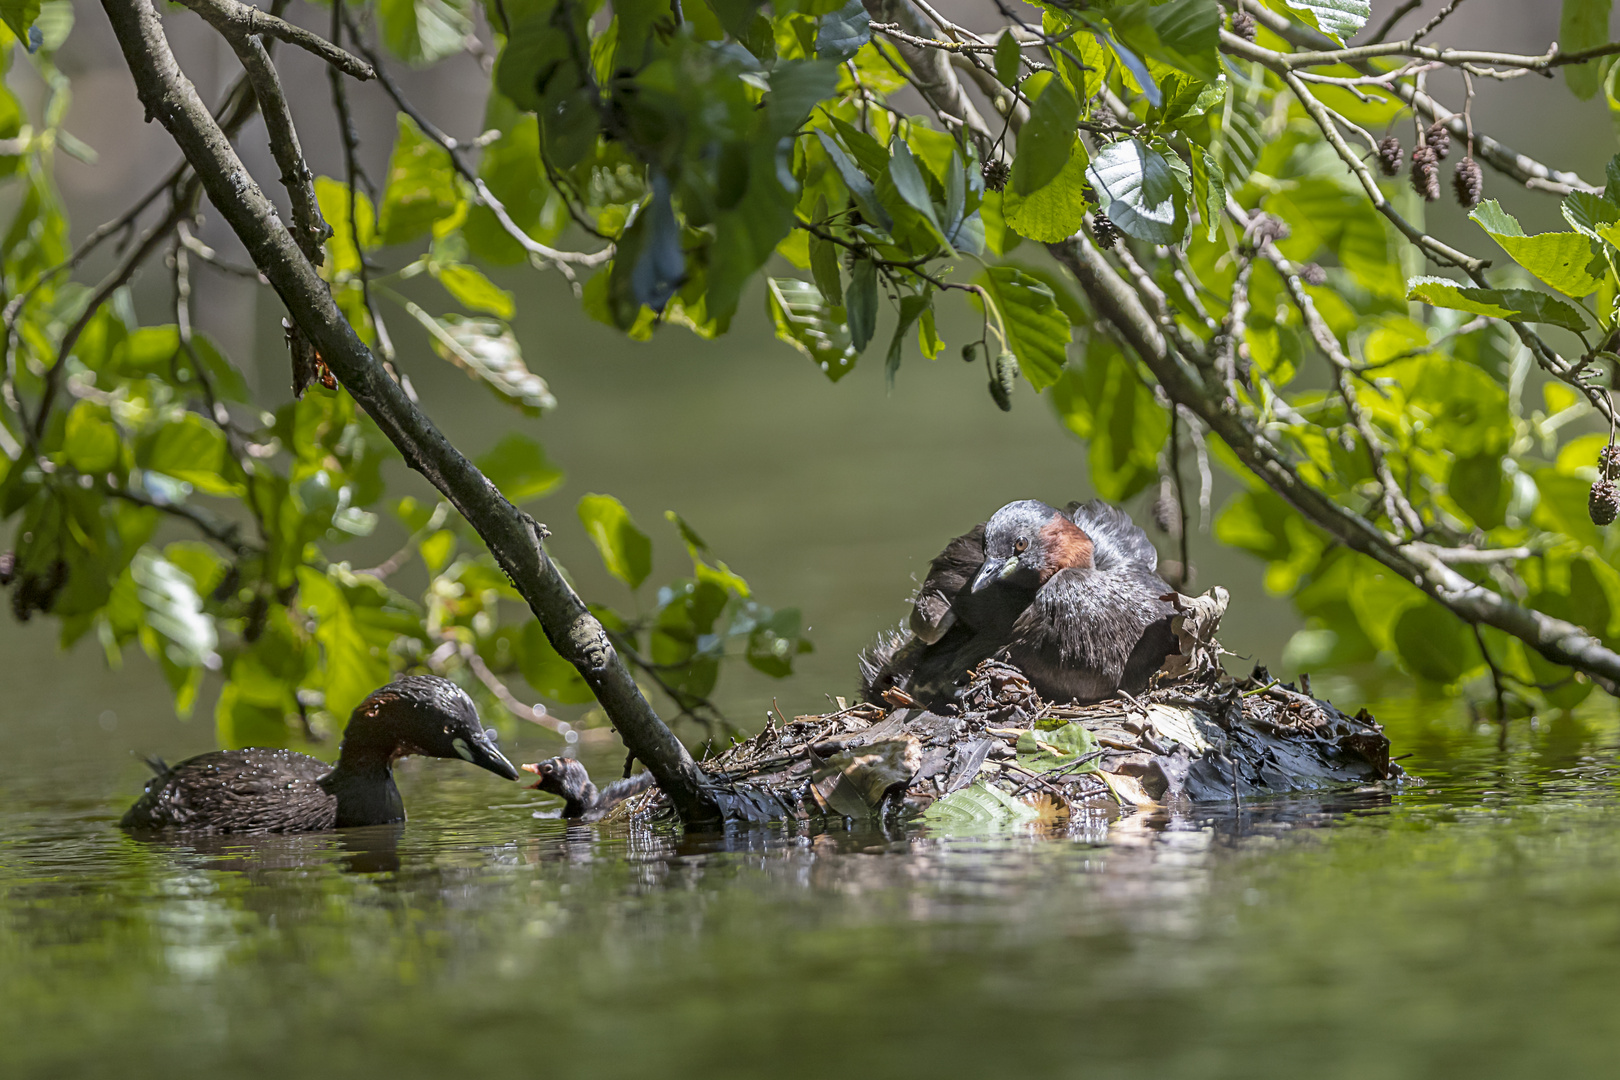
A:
[1410,146,1440,202]
[1453,157,1483,209]
[982,158,1010,194]
[1231,10,1257,41]
[1300,263,1327,286]
[1091,212,1119,250]
[1425,122,1452,160]
[1591,478,1620,527]
[1376,136,1403,177]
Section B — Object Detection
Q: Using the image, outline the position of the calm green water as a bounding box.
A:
[4,688,1620,1079]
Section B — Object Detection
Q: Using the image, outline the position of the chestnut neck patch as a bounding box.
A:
[1039,516,1094,578]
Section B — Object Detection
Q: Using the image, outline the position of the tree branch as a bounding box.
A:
[101,0,721,827]
[175,0,373,80]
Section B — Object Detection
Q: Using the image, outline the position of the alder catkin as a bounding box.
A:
[1425,121,1452,160]
[1300,263,1328,286]
[1453,157,1483,209]
[1410,145,1440,202]
[1376,136,1403,177]
[989,351,1018,411]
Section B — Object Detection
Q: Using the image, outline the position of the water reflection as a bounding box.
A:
[4,705,1620,1078]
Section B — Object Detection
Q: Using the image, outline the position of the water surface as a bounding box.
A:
[4,688,1619,1079]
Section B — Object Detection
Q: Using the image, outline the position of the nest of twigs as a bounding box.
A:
[606,589,1404,826]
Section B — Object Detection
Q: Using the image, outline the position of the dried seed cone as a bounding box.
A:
[982,158,1010,194]
[1453,157,1483,209]
[1300,262,1327,286]
[1592,478,1620,527]
[1600,442,1620,478]
[1231,10,1257,41]
[1410,145,1440,202]
[1425,122,1452,160]
[1091,211,1119,250]
[1376,136,1403,177]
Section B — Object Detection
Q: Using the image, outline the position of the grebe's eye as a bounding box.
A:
[1013,537,1028,555]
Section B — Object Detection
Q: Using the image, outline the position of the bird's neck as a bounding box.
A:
[563,780,600,819]
[323,746,406,827]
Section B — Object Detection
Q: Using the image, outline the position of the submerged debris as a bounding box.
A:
[589,589,1403,827]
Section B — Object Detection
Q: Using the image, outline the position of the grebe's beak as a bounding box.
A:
[971,556,1019,593]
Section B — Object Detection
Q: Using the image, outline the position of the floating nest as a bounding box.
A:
[608,588,1404,826]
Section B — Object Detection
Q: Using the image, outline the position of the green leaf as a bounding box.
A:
[403,303,557,413]
[1104,0,1220,86]
[519,620,596,704]
[994,31,1021,88]
[378,113,462,247]
[1003,145,1091,243]
[1087,138,1186,246]
[0,0,38,42]
[846,257,878,353]
[63,401,119,474]
[316,176,376,276]
[434,263,516,318]
[809,233,842,302]
[744,606,810,677]
[1051,339,1168,500]
[766,277,857,381]
[885,293,929,387]
[922,781,1041,828]
[1561,0,1611,100]
[142,414,237,496]
[577,494,653,589]
[978,266,1073,392]
[379,0,474,65]
[1469,200,1606,298]
[1392,603,1472,684]
[1449,454,1511,531]
[1015,722,1097,773]
[1283,0,1370,43]
[816,0,870,63]
[1189,143,1227,243]
[814,130,891,231]
[1012,74,1079,196]
[297,567,391,724]
[889,139,949,248]
[476,433,564,503]
[133,549,219,671]
[1406,276,1590,332]
[1562,190,1620,242]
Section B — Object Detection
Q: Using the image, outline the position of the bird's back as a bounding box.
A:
[120,749,338,833]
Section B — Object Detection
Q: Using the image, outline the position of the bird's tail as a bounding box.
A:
[140,754,171,779]
[857,626,919,704]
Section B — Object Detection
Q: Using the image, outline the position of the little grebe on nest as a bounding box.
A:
[861,499,1178,710]
[121,675,519,833]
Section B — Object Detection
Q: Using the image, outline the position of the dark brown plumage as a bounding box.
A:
[121,675,520,833]
[522,757,656,822]
[860,500,1178,709]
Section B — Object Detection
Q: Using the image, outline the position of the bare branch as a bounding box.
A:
[175,0,373,80]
